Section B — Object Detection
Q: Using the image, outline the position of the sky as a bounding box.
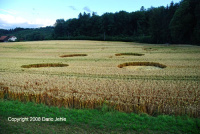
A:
[0,0,181,29]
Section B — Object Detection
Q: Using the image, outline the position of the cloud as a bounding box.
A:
[83,6,91,13]
[68,6,77,11]
[0,22,41,29]
[33,18,55,26]
[0,8,18,15]
[0,14,28,24]
[0,14,55,29]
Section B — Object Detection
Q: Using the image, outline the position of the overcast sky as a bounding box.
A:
[0,0,181,29]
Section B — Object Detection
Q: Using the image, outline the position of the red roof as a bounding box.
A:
[0,36,9,41]
[9,36,16,38]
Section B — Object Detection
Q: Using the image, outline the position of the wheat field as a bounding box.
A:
[0,40,200,117]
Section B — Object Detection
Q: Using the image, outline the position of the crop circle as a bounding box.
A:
[21,63,69,68]
[115,53,144,56]
[118,62,167,69]
[60,54,87,57]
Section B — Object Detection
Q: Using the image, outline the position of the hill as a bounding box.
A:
[0,27,54,41]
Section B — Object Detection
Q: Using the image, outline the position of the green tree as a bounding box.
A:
[149,6,166,43]
[102,13,115,36]
[113,11,130,36]
[170,0,195,43]
[89,14,103,37]
[54,19,65,38]
[192,1,200,44]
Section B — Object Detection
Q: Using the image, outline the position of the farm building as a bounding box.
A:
[0,36,10,42]
[0,36,17,42]
[8,36,17,41]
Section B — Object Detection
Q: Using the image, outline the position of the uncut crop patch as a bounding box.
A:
[0,41,200,117]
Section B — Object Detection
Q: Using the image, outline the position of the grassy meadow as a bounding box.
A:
[0,40,200,133]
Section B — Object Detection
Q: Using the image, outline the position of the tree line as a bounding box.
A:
[54,0,200,44]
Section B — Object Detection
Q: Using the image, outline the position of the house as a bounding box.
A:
[0,36,10,42]
[0,36,17,42]
[8,36,17,41]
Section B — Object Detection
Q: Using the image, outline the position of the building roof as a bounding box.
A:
[9,36,16,38]
[0,36,9,40]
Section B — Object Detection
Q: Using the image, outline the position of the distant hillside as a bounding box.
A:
[0,27,54,41]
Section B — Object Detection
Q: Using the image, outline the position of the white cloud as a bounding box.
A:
[0,13,55,29]
[34,18,55,27]
[83,6,91,13]
[0,8,18,15]
[0,14,27,24]
[68,6,77,11]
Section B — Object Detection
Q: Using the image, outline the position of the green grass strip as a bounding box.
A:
[0,99,200,133]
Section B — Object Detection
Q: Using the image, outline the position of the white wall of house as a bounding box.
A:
[8,36,17,41]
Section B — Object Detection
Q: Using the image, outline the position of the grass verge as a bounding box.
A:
[0,99,199,133]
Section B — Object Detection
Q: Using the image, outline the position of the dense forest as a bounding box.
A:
[0,0,200,44]
[54,0,200,44]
